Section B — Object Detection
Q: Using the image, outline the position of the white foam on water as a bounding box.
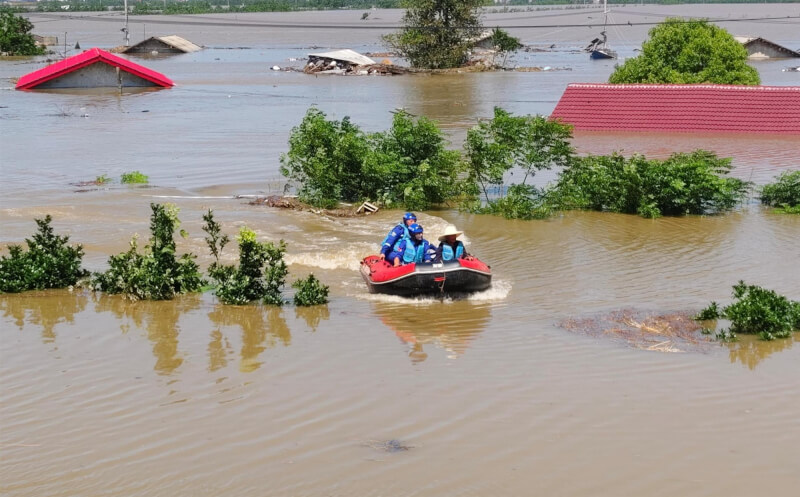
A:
[466,279,512,302]
[353,279,511,304]
[285,242,375,271]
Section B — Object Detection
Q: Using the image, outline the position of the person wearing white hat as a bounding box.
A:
[434,225,469,262]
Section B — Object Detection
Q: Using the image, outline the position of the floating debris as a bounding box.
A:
[560,309,715,353]
[361,439,413,453]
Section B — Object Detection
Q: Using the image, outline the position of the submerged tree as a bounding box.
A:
[383,0,485,69]
[0,7,46,56]
[609,18,759,85]
[0,216,87,293]
[490,27,522,68]
[463,107,574,219]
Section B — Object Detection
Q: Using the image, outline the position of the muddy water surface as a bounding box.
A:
[2,6,800,497]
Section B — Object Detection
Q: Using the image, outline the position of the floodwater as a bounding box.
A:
[1,6,799,497]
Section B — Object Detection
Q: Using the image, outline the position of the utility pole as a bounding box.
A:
[123,0,130,46]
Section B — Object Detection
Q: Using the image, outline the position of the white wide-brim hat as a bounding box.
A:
[438,225,463,242]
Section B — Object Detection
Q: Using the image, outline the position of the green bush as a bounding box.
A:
[0,216,87,293]
[609,18,759,85]
[280,107,464,210]
[292,274,329,306]
[463,107,573,219]
[0,7,46,56]
[203,212,288,306]
[760,170,800,213]
[552,150,750,218]
[92,203,203,300]
[696,282,800,341]
[121,171,149,184]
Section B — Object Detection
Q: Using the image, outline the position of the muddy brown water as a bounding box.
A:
[2,6,800,496]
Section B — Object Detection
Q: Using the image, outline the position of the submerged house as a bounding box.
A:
[550,83,800,134]
[734,37,800,59]
[122,35,202,55]
[16,48,174,90]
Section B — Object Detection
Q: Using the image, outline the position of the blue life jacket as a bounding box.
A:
[381,223,410,252]
[441,242,464,261]
[402,240,430,264]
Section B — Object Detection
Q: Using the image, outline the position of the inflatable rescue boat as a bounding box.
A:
[360,255,492,296]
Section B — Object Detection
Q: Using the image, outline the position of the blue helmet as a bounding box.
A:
[403,212,417,222]
[408,223,423,235]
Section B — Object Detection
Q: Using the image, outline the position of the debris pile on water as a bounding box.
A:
[560,309,715,353]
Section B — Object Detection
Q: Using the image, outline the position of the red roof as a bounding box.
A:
[15,47,174,90]
[550,84,800,134]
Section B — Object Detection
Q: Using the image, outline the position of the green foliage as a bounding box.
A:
[92,203,203,300]
[695,301,720,321]
[0,7,46,56]
[724,282,800,341]
[95,175,111,185]
[280,107,372,209]
[292,274,330,306]
[367,110,464,210]
[280,107,464,210]
[760,170,800,213]
[609,18,760,85]
[552,150,750,218]
[0,216,87,293]
[696,282,800,341]
[383,0,484,69]
[203,214,288,306]
[490,27,522,68]
[121,171,149,184]
[463,108,573,219]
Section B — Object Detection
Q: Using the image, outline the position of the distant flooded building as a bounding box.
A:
[550,83,800,134]
[122,36,202,55]
[735,37,800,59]
[15,48,174,90]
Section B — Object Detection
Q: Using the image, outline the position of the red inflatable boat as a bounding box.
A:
[360,255,492,296]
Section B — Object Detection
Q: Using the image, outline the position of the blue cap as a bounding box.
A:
[403,212,417,222]
[408,223,423,235]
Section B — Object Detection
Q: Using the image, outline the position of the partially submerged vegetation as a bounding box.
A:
[463,107,573,220]
[0,7,45,56]
[2,207,329,306]
[203,211,290,306]
[282,106,752,219]
[91,203,204,300]
[292,274,330,307]
[551,150,751,218]
[609,18,760,85]
[0,216,87,293]
[383,0,484,69]
[280,107,463,210]
[696,282,800,341]
[760,171,800,214]
[121,171,149,184]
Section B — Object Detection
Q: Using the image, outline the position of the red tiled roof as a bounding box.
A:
[550,83,800,134]
[15,47,174,90]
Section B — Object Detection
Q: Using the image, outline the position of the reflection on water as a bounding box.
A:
[207,304,290,372]
[0,289,88,344]
[93,294,201,375]
[294,305,330,332]
[727,333,799,370]
[374,301,492,363]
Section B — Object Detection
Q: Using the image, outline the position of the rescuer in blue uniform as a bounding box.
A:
[379,212,417,261]
[434,225,469,262]
[388,223,436,267]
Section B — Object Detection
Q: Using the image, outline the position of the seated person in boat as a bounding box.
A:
[434,225,469,262]
[379,212,416,261]
[388,223,436,267]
